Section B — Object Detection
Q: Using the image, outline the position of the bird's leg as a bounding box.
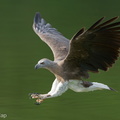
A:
[30,79,68,104]
[30,79,58,99]
[30,93,51,104]
[48,80,68,98]
[47,78,59,95]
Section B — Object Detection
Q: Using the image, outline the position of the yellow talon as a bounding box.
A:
[36,99,44,104]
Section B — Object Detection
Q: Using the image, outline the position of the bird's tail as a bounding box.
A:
[88,82,117,92]
[68,80,117,92]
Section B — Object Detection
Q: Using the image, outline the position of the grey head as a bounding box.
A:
[35,58,55,69]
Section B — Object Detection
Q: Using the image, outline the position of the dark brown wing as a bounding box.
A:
[63,17,120,75]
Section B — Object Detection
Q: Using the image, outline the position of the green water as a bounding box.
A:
[0,0,120,120]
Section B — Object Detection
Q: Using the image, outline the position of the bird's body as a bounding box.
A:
[30,12,120,104]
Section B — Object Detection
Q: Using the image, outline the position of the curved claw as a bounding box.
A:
[35,99,44,105]
[35,102,41,105]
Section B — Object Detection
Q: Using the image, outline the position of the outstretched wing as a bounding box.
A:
[63,17,120,73]
[33,12,69,61]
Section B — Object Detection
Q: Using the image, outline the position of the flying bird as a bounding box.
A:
[30,12,120,104]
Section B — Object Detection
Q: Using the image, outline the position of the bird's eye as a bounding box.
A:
[41,62,44,64]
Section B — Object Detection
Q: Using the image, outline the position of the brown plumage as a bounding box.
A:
[63,16,120,79]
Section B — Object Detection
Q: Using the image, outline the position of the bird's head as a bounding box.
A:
[35,58,53,69]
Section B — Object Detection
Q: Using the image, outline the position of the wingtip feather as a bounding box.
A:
[72,28,85,40]
[34,12,41,24]
[88,17,105,30]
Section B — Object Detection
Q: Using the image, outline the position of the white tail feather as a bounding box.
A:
[90,82,110,91]
[68,80,111,92]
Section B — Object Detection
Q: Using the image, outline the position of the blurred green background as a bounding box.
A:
[0,0,120,120]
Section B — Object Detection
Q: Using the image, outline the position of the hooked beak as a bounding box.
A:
[34,64,41,69]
